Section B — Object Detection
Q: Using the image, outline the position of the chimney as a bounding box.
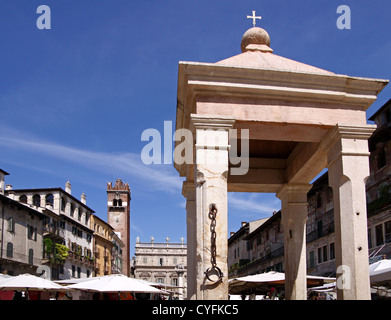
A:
[65,180,71,194]
[5,185,12,191]
[230,232,235,237]
[81,192,86,205]
[241,221,247,227]
[0,169,9,195]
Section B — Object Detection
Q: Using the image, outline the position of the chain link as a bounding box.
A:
[204,203,223,283]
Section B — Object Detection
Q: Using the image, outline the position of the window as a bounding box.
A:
[376,224,384,246]
[316,193,322,208]
[317,220,323,238]
[377,148,387,170]
[368,228,373,249]
[19,195,27,204]
[156,278,165,284]
[322,245,328,262]
[6,242,13,258]
[27,225,37,241]
[309,251,315,268]
[72,265,76,277]
[172,278,178,286]
[45,194,54,207]
[143,257,148,264]
[113,199,122,207]
[70,204,75,217]
[77,267,81,278]
[318,247,322,264]
[159,258,164,266]
[29,249,34,265]
[7,217,14,233]
[33,194,41,207]
[384,221,391,241]
[78,210,82,221]
[61,197,66,212]
[330,243,335,260]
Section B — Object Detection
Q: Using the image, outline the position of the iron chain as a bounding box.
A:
[204,203,223,283]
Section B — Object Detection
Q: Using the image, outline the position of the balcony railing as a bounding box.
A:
[306,221,335,243]
[230,245,284,277]
[43,224,64,239]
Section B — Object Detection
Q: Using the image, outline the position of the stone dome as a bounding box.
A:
[240,27,271,53]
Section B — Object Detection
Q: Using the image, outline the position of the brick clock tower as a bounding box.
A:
[107,179,131,276]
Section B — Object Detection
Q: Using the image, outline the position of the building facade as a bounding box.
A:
[91,214,124,276]
[228,218,268,276]
[367,98,391,261]
[0,192,45,276]
[107,179,131,276]
[5,180,95,280]
[229,212,284,278]
[133,237,187,299]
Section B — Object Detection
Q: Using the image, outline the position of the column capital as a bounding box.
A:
[320,124,375,171]
[320,124,376,152]
[190,114,235,131]
[276,183,312,203]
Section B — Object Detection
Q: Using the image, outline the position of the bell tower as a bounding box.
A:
[107,179,131,276]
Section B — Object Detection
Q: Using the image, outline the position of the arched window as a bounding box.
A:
[19,195,27,204]
[6,242,13,258]
[70,203,75,217]
[33,194,41,207]
[29,249,34,265]
[61,197,67,212]
[113,199,118,206]
[118,199,122,206]
[45,194,54,207]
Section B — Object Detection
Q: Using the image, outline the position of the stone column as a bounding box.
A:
[321,124,376,300]
[182,180,196,300]
[191,114,235,300]
[277,184,312,300]
[175,264,185,300]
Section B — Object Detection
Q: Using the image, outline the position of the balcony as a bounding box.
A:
[230,245,284,277]
[43,223,64,240]
[306,221,335,243]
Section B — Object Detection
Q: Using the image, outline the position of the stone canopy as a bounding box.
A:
[174,25,389,300]
[176,27,387,189]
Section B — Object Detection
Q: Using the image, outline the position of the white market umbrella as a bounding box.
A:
[0,273,67,291]
[307,281,336,293]
[369,259,391,285]
[229,271,335,295]
[66,274,163,293]
[55,276,105,285]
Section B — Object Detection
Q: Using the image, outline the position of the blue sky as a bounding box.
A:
[1,1,390,256]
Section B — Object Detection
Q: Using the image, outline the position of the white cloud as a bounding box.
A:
[0,131,183,194]
[228,193,280,218]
